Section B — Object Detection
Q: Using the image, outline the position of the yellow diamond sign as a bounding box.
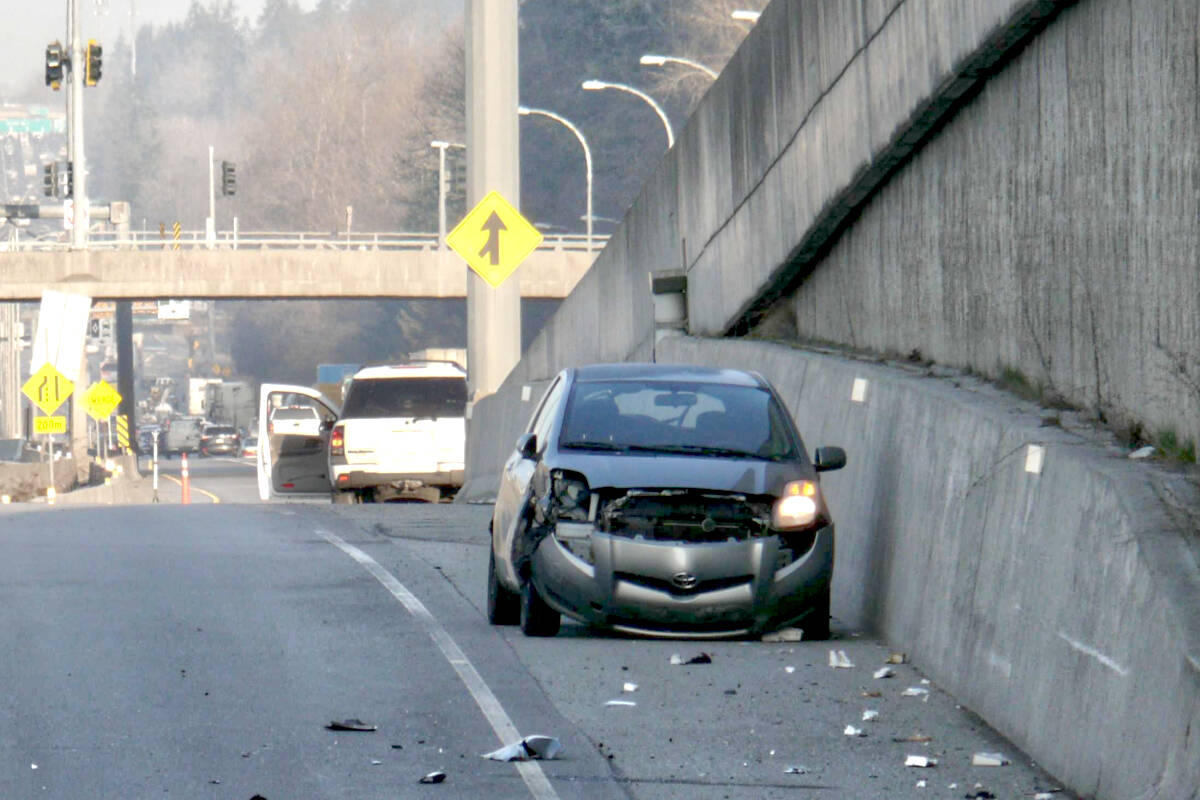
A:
[85,380,123,421]
[446,190,543,288]
[22,362,74,417]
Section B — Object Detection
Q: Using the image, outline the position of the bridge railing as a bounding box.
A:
[0,230,608,253]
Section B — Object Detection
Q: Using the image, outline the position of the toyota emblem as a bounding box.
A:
[671,572,699,590]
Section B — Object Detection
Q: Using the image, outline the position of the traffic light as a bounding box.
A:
[42,163,58,198]
[447,161,466,198]
[85,40,102,86]
[65,161,74,198]
[45,41,64,90]
[221,161,236,197]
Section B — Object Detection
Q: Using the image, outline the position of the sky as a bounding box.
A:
[1,0,316,99]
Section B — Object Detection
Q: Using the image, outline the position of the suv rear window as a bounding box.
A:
[342,377,467,419]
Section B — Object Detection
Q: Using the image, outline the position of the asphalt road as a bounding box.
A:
[0,463,1076,799]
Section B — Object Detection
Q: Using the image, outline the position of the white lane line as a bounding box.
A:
[1057,631,1130,677]
[317,529,560,800]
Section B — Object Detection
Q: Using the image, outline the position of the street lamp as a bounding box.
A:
[430,140,465,250]
[731,10,761,23]
[581,79,675,149]
[518,105,594,253]
[639,54,718,80]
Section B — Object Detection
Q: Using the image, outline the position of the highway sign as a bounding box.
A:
[85,380,122,421]
[446,191,543,288]
[22,362,74,416]
[33,416,67,435]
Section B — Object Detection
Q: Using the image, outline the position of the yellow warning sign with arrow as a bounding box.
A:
[22,362,74,417]
[446,191,543,288]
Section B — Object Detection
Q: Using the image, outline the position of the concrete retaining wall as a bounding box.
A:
[464,335,1200,799]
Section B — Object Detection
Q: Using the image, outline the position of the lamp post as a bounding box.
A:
[518,105,594,253]
[581,79,674,149]
[639,54,718,80]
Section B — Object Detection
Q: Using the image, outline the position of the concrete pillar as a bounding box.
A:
[465,0,521,400]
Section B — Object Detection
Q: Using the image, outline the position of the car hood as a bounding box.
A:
[550,450,810,497]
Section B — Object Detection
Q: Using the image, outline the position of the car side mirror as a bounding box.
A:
[516,432,538,460]
[814,446,847,472]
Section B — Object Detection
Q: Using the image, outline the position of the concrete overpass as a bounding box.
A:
[465,2,1200,799]
[0,232,599,300]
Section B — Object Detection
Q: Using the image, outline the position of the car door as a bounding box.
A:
[257,383,340,501]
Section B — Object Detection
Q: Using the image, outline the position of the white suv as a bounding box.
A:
[327,362,467,503]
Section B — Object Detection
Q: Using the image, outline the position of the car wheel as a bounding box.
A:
[331,489,357,505]
[520,575,561,637]
[803,583,831,641]
[487,548,520,625]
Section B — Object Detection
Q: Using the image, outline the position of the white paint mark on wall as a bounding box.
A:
[851,378,868,403]
[521,385,532,402]
[1057,632,1129,676]
[1024,444,1045,474]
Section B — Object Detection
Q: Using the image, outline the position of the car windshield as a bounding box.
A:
[341,377,467,419]
[559,379,799,461]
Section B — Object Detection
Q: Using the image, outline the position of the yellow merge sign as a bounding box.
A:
[85,380,123,421]
[22,362,75,417]
[34,416,67,435]
[446,190,543,288]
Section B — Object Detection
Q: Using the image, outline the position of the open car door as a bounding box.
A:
[257,383,340,501]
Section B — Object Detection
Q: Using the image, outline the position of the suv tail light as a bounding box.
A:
[330,424,345,456]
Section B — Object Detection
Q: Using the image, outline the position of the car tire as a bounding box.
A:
[804,584,831,641]
[487,548,520,625]
[519,575,560,637]
[331,489,357,505]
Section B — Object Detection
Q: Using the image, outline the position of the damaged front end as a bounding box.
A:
[516,477,833,637]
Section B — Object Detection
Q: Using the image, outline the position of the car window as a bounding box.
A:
[342,377,467,419]
[530,377,565,450]
[559,379,799,460]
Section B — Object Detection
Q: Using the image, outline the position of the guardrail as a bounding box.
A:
[0,230,609,253]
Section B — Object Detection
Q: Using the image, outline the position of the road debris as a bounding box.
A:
[605,699,637,707]
[762,627,804,643]
[905,755,937,768]
[873,666,894,679]
[886,653,907,664]
[1130,445,1157,459]
[325,719,377,732]
[963,790,996,799]
[670,652,713,665]
[861,690,882,698]
[916,779,926,788]
[482,735,564,762]
[862,709,879,722]
[784,765,809,775]
[893,734,933,743]
[828,650,854,668]
[1033,792,1063,799]
[418,771,446,784]
[971,752,1010,767]
[902,686,930,698]
[785,666,796,674]
[843,725,865,737]
[622,682,638,692]
[370,759,383,765]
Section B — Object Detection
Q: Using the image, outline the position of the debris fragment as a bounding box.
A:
[1033,793,1062,799]
[762,627,804,643]
[828,650,854,669]
[862,709,879,722]
[670,652,713,665]
[843,725,865,737]
[873,666,894,679]
[482,735,564,762]
[971,752,1010,767]
[861,690,882,698]
[370,760,383,766]
[963,790,996,799]
[902,687,930,698]
[916,779,926,788]
[418,771,446,784]
[893,734,933,743]
[622,682,638,693]
[785,666,796,674]
[905,755,937,768]
[1129,446,1157,460]
[920,678,931,685]
[325,719,377,732]
[605,699,637,707]
[784,765,809,775]
[886,653,907,664]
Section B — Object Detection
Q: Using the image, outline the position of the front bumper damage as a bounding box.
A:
[518,488,833,637]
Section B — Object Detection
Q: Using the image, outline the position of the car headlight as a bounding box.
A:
[551,470,590,521]
[772,480,819,529]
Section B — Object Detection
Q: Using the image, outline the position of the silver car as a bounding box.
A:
[487,363,846,639]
